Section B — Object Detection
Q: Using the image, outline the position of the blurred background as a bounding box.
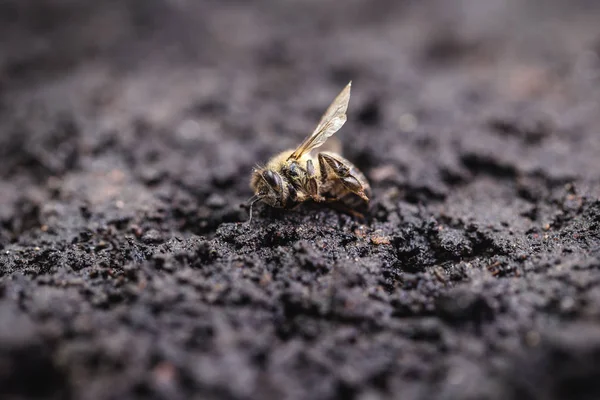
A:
[1,0,600,230]
[0,0,600,181]
[2,0,600,231]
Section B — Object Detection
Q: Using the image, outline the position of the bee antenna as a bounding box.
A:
[246,195,261,223]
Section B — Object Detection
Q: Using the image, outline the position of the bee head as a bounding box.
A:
[251,169,287,208]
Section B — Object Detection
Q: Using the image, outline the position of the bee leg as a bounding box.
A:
[318,153,369,202]
[305,159,324,201]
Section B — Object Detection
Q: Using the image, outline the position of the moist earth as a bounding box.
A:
[1,1,600,399]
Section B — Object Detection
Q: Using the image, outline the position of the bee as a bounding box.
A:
[248,82,371,220]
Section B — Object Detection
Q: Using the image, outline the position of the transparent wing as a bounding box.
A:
[288,81,351,160]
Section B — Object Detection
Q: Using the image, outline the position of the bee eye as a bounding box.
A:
[288,162,300,177]
[262,170,282,189]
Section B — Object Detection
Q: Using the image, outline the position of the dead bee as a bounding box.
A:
[248,82,370,220]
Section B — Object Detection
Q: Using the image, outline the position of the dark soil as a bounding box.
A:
[2,1,600,399]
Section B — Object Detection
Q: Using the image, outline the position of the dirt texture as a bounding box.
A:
[1,1,600,399]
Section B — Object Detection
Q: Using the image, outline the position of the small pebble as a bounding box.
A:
[142,229,164,244]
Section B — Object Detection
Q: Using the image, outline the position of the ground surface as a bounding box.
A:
[1,1,600,399]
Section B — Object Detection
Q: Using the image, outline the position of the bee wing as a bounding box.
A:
[288,81,351,160]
